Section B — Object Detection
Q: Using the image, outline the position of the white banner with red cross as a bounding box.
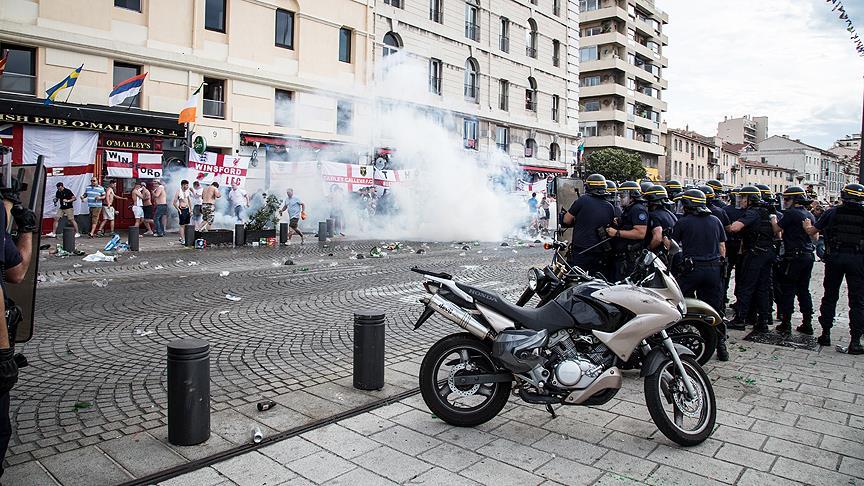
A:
[189,152,250,187]
[105,150,163,179]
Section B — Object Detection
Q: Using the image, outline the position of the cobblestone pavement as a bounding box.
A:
[6,237,864,485]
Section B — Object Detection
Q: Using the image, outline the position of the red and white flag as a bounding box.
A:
[105,150,163,179]
[189,152,249,187]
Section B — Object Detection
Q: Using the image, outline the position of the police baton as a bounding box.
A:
[575,236,613,256]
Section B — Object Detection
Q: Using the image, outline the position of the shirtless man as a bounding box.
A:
[96,179,126,236]
[174,180,192,243]
[152,180,169,237]
[190,181,203,227]
[197,182,221,232]
[141,182,156,236]
[130,181,146,232]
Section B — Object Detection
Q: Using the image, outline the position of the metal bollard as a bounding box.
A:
[279,222,289,244]
[318,222,327,242]
[326,219,334,238]
[62,227,75,253]
[234,224,245,247]
[167,338,210,446]
[353,310,385,390]
[128,226,139,251]
[184,225,196,247]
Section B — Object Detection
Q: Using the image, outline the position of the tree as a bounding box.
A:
[583,148,646,182]
[245,194,282,231]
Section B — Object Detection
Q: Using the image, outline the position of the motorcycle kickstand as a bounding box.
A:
[545,403,557,419]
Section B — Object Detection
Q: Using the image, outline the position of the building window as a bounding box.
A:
[553,0,561,16]
[582,26,602,37]
[463,118,479,150]
[275,9,295,49]
[384,0,403,7]
[0,44,35,95]
[525,77,537,111]
[112,62,142,107]
[526,19,538,58]
[337,100,353,135]
[429,58,442,95]
[525,138,537,158]
[579,0,599,12]
[383,31,401,57]
[496,126,509,152]
[274,89,294,127]
[579,122,598,137]
[430,0,443,23]
[202,77,225,119]
[499,17,510,52]
[580,76,601,87]
[552,95,560,122]
[114,0,141,12]
[550,142,560,161]
[465,1,480,41]
[579,46,598,62]
[464,57,479,101]
[582,100,600,112]
[499,79,509,111]
[338,28,352,63]
[552,40,561,67]
[205,0,226,33]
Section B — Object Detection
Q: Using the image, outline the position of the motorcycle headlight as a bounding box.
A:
[528,268,541,291]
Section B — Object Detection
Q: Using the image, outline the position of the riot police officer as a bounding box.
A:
[706,179,727,208]
[771,186,816,335]
[671,189,729,360]
[755,184,785,322]
[607,181,648,281]
[698,185,731,229]
[561,173,615,278]
[639,180,653,194]
[803,183,864,354]
[723,187,744,307]
[728,186,778,332]
[665,179,684,214]
[605,180,621,217]
[644,185,676,254]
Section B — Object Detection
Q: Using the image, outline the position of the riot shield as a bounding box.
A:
[2,161,46,343]
[553,177,584,246]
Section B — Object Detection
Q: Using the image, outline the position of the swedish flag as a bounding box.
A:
[44,64,83,105]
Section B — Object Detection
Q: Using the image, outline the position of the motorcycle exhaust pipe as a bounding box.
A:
[428,294,491,340]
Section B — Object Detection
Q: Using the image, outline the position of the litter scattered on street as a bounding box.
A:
[72,264,81,268]
[284,260,295,265]
[225,294,242,302]
[220,271,230,277]
[82,251,115,262]
[187,261,199,266]
[252,426,263,443]
[257,400,277,412]
[134,329,153,337]
[91,279,109,288]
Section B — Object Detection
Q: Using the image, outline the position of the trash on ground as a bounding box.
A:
[500,242,509,247]
[257,400,277,412]
[91,279,109,288]
[140,261,149,266]
[512,250,518,254]
[225,294,242,302]
[284,259,295,265]
[252,426,263,444]
[104,235,121,252]
[72,264,82,268]
[187,261,199,266]
[461,245,470,250]
[175,259,184,263]
[416,249,426,255]
[134,329,153,337]
[153,265,164,270]
[83,251,116,262]
[836,345,849,353]
[220,271,230,277]
[328,253,335,257]
[219,310,229,315]
[73,401,92,410]
[369,246,384,258]
[483,257,490,261]
[458,252,466,256]
[329,262,338,267]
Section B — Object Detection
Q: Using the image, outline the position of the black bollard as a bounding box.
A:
[234,224,245,247]
[279,222,289,244]
[184,225,196,247]
[326,219,334,238]
[353,310,385,390]
[318,222,327,242]
[128,226,139,251]
[167,339,210,446]
[62,227,75,253]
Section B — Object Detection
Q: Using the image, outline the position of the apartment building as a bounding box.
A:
[664,128,713,185]
[372,0,579,181]
[738,159,794,195]
[717,114,768,145]
[742,135,845,200]
[577,0,668,178]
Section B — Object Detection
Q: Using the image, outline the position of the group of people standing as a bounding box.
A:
[561,174,864,360]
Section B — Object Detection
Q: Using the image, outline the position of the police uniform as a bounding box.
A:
[722,200,744,307]
[567,193,615,277]
[611,199,648,281]
[776,204,816,333]
[672,212,727,315]
[0,208,22,478]
[814,201,864,350]
[731,197,776,331]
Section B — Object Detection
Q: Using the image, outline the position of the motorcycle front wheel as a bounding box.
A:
[419,333,511,427]
[644,355,716,447]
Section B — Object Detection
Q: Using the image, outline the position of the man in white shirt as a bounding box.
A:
[174,180,192,243]
[228,183,250,222]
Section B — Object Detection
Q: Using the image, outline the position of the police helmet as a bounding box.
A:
[605,180,618,201]
[737,186,762,205]
[585,173,607,195]
[706,179,724,194]
[639,181,653,193]
[782,186,810,205]
[840,183,864,205]
[679,189,711,214]
[643,184,668,203]
[697,185,716,199]
[665,179,683,197]
[754,183,773,201]
[618,181,642,197]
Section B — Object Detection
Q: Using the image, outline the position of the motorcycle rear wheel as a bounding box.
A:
[419,333,511,427]
[644,355,716,447]
[665,319,717,365]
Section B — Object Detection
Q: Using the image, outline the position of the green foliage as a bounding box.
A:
[584,148,647,182]
[245,194,282,231]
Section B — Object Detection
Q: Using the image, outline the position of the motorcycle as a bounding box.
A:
[412,251,717,447]
[514,240,721,365]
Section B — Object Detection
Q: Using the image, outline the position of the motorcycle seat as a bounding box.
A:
[455,283,575,331]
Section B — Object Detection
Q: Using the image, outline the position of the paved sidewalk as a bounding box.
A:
[156,334,864,486]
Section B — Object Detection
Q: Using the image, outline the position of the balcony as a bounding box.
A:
[580,57,630,74]
[579,82,628,98]
[203,99,224,119]
[465,22,479,42]
[583,135,665,156]
[0,72,36,96]
[578,109,627,124]
[708,157,719,166]
[580,5,628,24]
[499,35,509,52]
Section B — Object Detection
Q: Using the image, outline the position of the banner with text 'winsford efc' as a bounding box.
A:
[188,152,250,187]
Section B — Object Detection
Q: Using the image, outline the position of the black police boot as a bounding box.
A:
[726,317,746,331]
[775,319,791,335]
[848,335,863,355]
[716,339,729,361]
[796,315,814,335]
[817,330,832,346]
[753,320,770,333]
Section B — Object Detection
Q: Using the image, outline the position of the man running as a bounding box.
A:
[96,179,125,236]
[228,183,250,222]
[197,182,221,232]
[279,188,305,243]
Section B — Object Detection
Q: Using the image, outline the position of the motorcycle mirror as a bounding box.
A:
[668,238,682,257]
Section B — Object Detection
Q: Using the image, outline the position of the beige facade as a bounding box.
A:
[577,0,668,175]
[717,115,768,145]
[664,129,712,185]
[739,159,794,195]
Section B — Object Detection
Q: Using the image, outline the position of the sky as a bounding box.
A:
[660,0,863,148]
